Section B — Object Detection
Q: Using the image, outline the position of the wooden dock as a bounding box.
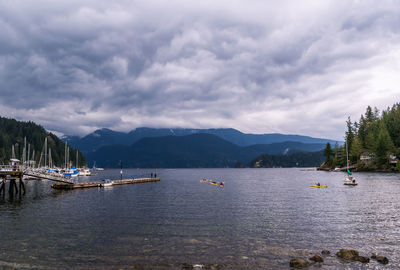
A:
[51,177,160,190]
[0,170,25,195]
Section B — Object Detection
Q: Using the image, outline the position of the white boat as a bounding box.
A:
[344,178,358,185]
[64,168,79,177]
[78,168,92,176]
[344,140,358,186]
[101,179,113,187]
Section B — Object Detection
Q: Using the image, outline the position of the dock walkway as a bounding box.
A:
[51,177,160,189]
[24,171,73,184]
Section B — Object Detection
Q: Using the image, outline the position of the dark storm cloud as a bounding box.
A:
[0,0,399,139]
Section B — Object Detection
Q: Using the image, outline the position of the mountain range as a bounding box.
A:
[85,133,328,168]
[64,127,339,154]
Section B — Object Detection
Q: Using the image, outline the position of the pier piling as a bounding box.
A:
[19,175,26,194]
[0,180,5,194]
[9,179,18,195]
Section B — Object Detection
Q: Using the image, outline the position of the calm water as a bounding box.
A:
[1,168,400,269]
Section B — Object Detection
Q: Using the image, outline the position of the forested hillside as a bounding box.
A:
[0,116,86,167]
[251,151,324,168]
[322,103,400,171]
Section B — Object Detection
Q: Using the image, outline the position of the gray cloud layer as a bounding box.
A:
[1,0,400,140]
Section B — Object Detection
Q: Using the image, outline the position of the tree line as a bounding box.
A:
[0,116,86,167]
[323,103,400,171]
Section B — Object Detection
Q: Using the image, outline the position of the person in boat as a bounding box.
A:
[317,182,320,186]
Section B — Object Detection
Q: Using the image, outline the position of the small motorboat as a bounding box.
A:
[101,179,113,187]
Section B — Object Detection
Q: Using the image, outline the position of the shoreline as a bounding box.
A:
[317,166,397,173]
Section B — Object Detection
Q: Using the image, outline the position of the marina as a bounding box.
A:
[0,157,161,194]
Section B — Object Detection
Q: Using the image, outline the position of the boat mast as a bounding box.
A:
[11,145,15,159]
[27,143,30,168]
[346,140,349,169]
[31,150,35,168]
[67,146,69,169]
[64,142,67,169]
[23,137,27,166]
[44,137,47,168]
[49,148,52,168]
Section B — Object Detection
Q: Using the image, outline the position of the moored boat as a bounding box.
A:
[78,168,92,176]
[64,168,79,177]
[101,179,113,187]
[344,140,358,186]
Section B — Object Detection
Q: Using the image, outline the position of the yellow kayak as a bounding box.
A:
[309,185,327,188]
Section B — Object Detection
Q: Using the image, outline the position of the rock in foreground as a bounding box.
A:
[336,249,369,263]
[321,250,330,255]
[289,258,311,268]
[309,254,324,263]
[376,256,389,265]
[336,249,359,260]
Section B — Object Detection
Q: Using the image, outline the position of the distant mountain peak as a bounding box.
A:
[65,126,340,155]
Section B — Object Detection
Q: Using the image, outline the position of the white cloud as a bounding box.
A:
[0,0,399,140]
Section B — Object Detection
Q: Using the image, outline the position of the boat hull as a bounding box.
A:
[344,182,358,186]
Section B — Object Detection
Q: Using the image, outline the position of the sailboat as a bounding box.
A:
[92,161,104,171]
[344,141,358,186]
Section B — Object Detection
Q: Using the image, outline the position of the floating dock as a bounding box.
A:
[51,177,160,190]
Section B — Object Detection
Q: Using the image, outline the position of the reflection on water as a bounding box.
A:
[1,168,400,269]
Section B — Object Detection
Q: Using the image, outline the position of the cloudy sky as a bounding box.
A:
[1,0,399,140]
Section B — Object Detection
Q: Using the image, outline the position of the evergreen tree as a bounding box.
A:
[365,105,376,122]
[357,115,367,147]
[364,121,379,152]
[323,142,334,165]
[382,104,400,148]
[375,120,394,165]
[350,137,363,162]
[345,117,355,152]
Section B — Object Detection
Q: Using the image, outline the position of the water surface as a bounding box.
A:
[1,168,399,269]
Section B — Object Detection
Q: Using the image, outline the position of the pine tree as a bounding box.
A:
[350,137,363,162]
[345,117,355,151]
[375,121,394,165]
[323,142,334,165]
[357,115,367,147]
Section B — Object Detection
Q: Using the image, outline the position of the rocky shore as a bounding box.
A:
[290,249,389,268]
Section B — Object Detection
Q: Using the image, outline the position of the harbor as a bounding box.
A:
[1,158,161,195]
